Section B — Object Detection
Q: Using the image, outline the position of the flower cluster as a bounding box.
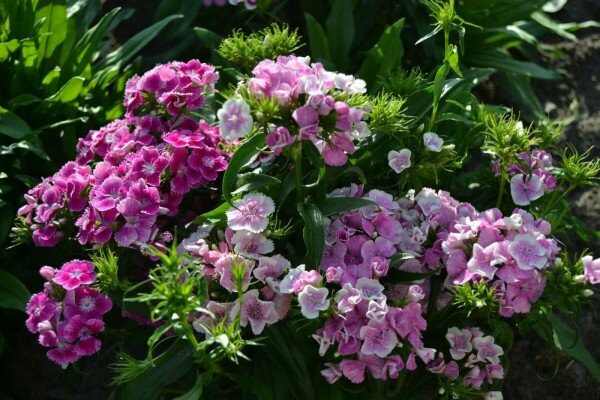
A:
[219,55,370,166]
[277,186,469,383]
[582,255,600,285]
[124,60,218,118]
[493,150,556,206]
[25,260,112,368]
[179,192,292,335]
[442,207,559,317]
[18,61,228,249]
[427,327,504,395]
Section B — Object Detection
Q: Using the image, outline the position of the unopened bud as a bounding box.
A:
[573,274,585,284]
[582,289,594,297]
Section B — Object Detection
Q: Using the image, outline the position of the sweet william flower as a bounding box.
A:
[508,234,548,270]
[217,98,253,142]
[298,285,330,319]
[360,321,398,358]
[53,260,96,290]
[388,149,411,174]
[232,289,278,335]
[582,255,600,284]
[445,327,473,360]
[226,192,275,233]
[510,173,544,206]
[423,132,443,152]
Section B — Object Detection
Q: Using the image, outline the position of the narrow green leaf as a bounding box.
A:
[173,371,212,400]
[467,51,562,80]
[0,268,31,312]
[222,134,266,204]
[95,14,183,71]
[385,267,434,283]
[433,62,449,110]
[193,27,222,50]
[0,107,31,140]
[0,39,20,61]
[304,13,330,61]
[122,340,194,400]
[70,7,121,77]
[532,11,578,41]
[232,173,281,195]
[45,76,85,103]
[358,18,405,91]
[35,0,67,67]
[7,94,41,108]
[549,313,600,383]
[447,45,463,78]
[415,25,442,45]
[314,197,376,217]
[326,0,354,69]
[297,202,324,269]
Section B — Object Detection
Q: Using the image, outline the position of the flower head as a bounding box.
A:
[226,192,275,233]
[423,132,443,152]
[53,260,96,290]
[217,98,253,142]
[388,149,411,174]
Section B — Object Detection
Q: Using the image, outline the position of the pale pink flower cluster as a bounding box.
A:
[18,62,228,249]
[25,260,112,368]
[442,207,559,316]
[426,327,504,392]
[493,150,556,206]
[284,186,473,384]
[180,193,292,336]
[234,55,370,166]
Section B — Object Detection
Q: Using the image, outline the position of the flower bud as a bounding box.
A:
[573,274,585,284]
[582,289,594,297]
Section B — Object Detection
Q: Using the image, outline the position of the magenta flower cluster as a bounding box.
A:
[124,60,218,118]
[426,326,504,394]
[233,55,370,166]
[493,150,556,206]
[179,192,293,336]
[442,206,559,317]
[25,260,112,368]
[18,61,228,249]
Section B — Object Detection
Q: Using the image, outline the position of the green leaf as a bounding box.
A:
[187,202,232,226]
[297,202,324,269]
[304,13,330,61]
[433,62,449,110]
[532,11,578,41]
[548,313,600,383]
[326,0,354,69]
[45,76,85,103]
[232,173,281,195]
[95,14,183,71]
[0,269,31,312]
[415,25,442,45]
[122,340,194,400]
[385,267,434,283]
[0,107,31,140]
[7,94,41,108]
[314,197,376,217]
[466,50,562,80]
[0,39,20,61]
[35,0,67,67]
[69,7,121,77]
[173,371,213,400]
[358,18,405,91]
[447,45,463,77]
[193,27,222,50]
[222,134,266,204]
[491,319,514,353]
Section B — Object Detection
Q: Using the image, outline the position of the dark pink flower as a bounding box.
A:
[53,260,96,290]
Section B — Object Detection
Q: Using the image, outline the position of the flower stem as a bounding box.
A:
[179,309,200,350]
[291,141,304,203]
[496,177,506,209]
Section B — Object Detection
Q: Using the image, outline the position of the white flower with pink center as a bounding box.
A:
[226,192,275,233]
[232,289,278,335]
[445,327,473,360]
[387,149,411,174]
[298,285,330,319]
[217,98,253,142]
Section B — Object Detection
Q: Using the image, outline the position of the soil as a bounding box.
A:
[503,1,600,399]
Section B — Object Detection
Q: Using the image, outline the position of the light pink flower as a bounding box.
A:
[298,285,330,319]
[507,234,548,270]
[231,230,274,259]
[510,174,544,206]
[467,243,506,279]
[226,192,275,233]
[445,327,473,360]
[232,289,279,335]
[582,255,600,285]
[423,132,443,152]
[472,335,504,364]
[217,98,253,142]
[360,321,398,358]
[321,362,343,384]
[388,149,411,173]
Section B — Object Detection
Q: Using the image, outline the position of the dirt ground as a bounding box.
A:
[503,1,600,399]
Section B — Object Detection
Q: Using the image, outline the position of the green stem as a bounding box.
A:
[496,177,506,209]
[291,141,304,203]
[179,309,200,350]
